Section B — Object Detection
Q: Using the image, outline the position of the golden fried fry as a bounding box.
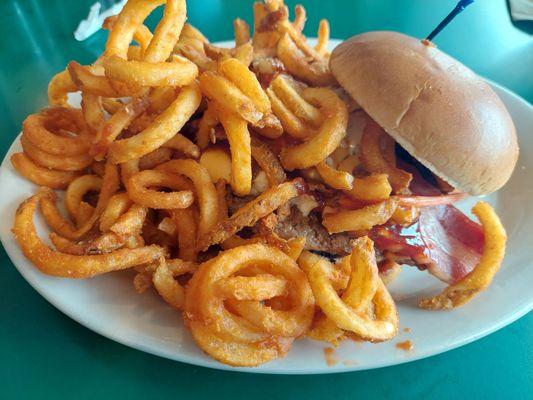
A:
[48,70,77,106]
[126,169,194,209]
[217,274,288,301]
[345,174,392,202]
[156,159,219,237]
[270,75,321,127]
[315,19,330,56]
[99,193,133,232]
[184,243,312,365]
[277,33,334,86]
[13,191,165,278]
[153,257,186,309]
[216,105,252,196]
[138,147,173,170]
[300,238,398,342]
[20,134,92,172]
[104,55,198,87]
[162,133,200,158]
[419,202,506,309]
[68,61,140,97]
[11,153,82,190]
[199,71,262,124]
[218,58,270,114]
[143,0,186,63]
[316,160,354,190]
[234,18,250,46]
[251,135,287,186]
[360,119,412,193]
[197,179,305,250]
[102,15,153,56]
[196,101,218,149]
[81,93,105,133]
[322,199,397,234]
[22,108,90,156]
[65,174,102,223]
[280,88,348,170]
[108,82,201,163]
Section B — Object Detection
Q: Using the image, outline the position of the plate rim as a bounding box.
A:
[1,38,532,375]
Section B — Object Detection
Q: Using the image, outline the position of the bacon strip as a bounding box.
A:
[372,205,484,284]
[419,205,484,283]
[371,156,484,284]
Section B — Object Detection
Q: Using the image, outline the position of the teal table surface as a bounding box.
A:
[0,1,531,399]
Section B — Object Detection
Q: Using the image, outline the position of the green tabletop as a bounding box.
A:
[1,1,531,399]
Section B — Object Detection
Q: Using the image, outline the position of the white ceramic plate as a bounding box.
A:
[1,40,532,374]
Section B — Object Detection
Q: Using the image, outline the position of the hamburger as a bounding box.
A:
[267,31,518,285]
[330,31,518,196]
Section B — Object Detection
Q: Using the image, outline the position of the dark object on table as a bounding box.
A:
[507,0,533,34]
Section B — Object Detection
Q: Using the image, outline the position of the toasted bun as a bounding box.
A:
[330,31,518,195]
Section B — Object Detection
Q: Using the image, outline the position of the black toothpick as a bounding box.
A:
[426,0,475,41]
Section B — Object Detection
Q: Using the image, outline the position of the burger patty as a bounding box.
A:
[226,191,354,256]
[226,189,364,257]
[274,206,355,256]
